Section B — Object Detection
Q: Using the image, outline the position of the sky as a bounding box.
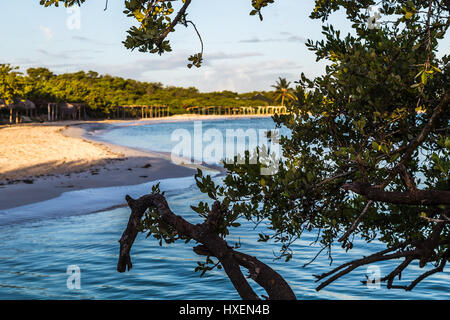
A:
[0,1,448,93]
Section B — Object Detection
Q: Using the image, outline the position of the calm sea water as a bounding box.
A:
[0,117,448,299]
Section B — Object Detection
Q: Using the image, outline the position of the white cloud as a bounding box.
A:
[239,32,306,44]
[164,59,302,92]
[39,26,53,41]
[12,49,302,93]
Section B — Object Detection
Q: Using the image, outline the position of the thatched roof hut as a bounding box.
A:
[0,99,37,124]
[46,102,86,121]
[0,99,36,110]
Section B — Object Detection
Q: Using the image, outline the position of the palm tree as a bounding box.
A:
[271,77,296,107]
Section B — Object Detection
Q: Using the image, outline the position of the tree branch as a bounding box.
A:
[398,164,418,192]
[118,193,296,300]
[382,91,450,185]
[341,182,450,206]
[316,223,449,291]
[315,250,418,291]
[314,243,418,291]
[338,200,373,243]
[156,0,192,47]
[420,213,450,224]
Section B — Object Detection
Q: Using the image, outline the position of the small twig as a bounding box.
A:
[338,200,373,243]
[302,245,327,268]
[420,213,450,224]
[186,20,204,55]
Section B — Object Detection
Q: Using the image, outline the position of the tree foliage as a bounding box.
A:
[0,64,32,105]
[219,0,449,291]
[0,65,274,116]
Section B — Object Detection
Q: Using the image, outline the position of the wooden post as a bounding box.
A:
[9,108,13,124]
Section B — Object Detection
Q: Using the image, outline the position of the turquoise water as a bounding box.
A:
[0,117,448,299]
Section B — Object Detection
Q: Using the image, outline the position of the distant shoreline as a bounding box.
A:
[0,113,266,210]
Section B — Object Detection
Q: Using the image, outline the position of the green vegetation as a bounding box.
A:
[0,65,32,105]
[0,64,274,116]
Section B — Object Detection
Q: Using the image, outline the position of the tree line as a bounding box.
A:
[0,64,279,117]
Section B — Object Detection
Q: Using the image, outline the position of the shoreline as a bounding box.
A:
[0,114,250,211]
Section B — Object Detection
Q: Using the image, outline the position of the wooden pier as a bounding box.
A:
[117,105,170,119]
[185,105,287,116]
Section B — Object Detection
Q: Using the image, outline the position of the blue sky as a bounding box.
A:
[0,1,448,92]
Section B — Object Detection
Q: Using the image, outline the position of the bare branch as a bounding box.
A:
[341,182,450,206]
[118,193,296,300]
[420,213,450,224]
[316,222,449,291]
[398,164,418,192]
[338,200,373,243]
[315,249,418,291]
[391,254,448,291]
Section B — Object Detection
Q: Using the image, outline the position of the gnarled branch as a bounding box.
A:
[117,193,296,300]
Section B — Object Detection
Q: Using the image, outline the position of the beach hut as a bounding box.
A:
[0,99,36,124]
[117,105,170,119]
[46,102,86,121]
[59,103,85,120]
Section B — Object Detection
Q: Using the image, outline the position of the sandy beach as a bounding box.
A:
[0,115,253,210]
[0,124,122,181]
